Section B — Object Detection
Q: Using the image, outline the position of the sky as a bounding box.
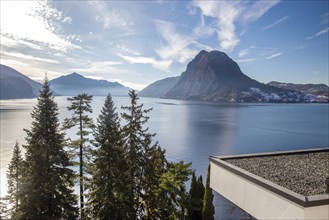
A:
[0,0,328,90]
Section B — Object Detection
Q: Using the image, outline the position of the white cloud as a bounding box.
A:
[116,44,141,56]
[193,1,241,51]
[84,75,105,80]
[262,15,289,31]
[155,20,199,63]
[0,59,62,82]
[236,46,281,61]
[33,0,72,24]
[191,41,215,52]
[193,15,216,38]
[305,27,329,40]
[1,51,59,64]
[88,1,134,30]
[119,54,172,72]
[71,61,122,74]
[267,52,282,59]
[0,58,29,67]
[236,58,257,63]
[238,45,256,57]
[238,49,250,58]
[111,78,147,91]
[241,1,280,24]
[1,34,47,52]
[0,1,80,52]
[192,0,280,51]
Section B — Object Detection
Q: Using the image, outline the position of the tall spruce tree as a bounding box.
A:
[6,142,23,218]
[188,172,205,220]
[141,138,166,218]
[202,165,215,220]
[121,90,167,218]
[88,94,132,219]
[64,93,94,219]
[21,78,78,219]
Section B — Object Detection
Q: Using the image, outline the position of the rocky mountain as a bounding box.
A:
[268,81,329,100]
[138,76,179,97]
[163,50,275,101]
[140,50,327,103]
[0,64,43,99]
[50,73,130,96]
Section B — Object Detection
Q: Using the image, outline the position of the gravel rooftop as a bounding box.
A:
[225,151,329,196]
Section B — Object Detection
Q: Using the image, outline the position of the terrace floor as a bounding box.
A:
[224,150,329,196]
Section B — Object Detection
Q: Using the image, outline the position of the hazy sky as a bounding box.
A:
[1,0,328,90]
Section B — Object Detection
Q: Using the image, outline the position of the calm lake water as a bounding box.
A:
[1,96,328,219]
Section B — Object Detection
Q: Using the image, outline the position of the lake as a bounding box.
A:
[1,96,328,219]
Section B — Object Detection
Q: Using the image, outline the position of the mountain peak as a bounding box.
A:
[49,72,130,96]
[67,72,85,78]
[163,49,266,101]
[195,50,208,58]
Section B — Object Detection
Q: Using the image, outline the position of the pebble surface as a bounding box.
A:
[225,151,329,196]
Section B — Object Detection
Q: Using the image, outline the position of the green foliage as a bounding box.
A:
[64,93,94,219]
[0,197,9,220]
[188,172,205,220]
[21,78,78,219]
[156,161,193,219]
[6,142,23,216]
[88,93,132,219]
[8,87,197,219]
[202,165,215,220]
[141,144,166,219]
[121,90,156,218]
[121,90,194,219]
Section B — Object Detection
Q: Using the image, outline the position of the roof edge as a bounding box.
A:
[210,149,329,208]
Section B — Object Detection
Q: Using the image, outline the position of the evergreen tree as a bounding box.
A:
[21,78,78,219]
[64,93,94,219]
[88,94,131,219]
[121,90,167,218]
[0,197,9,220]
[202,165,215,220]
[142,141,166,218]
[188,172,205,220]
[6,142,23,218]
[156,161,193,219]
[121,90,151,217]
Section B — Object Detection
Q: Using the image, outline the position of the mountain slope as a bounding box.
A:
[0,76,35,99]
[163,50,278,101]
[138,76,179,97]
[0,64,43,99]
[50,73,130,96]
[268,81,329,98]
[142,50,327,102]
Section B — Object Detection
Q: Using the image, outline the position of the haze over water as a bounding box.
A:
[1,97,328,218]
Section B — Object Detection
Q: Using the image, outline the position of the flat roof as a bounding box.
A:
[210,148,329,207]
[225,149,329,196]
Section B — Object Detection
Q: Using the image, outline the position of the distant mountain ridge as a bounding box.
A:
[0,64,131,99]
[139,50,328,103]
[268,81,329,98]
[50,72,130,96]
[0,64,43,99]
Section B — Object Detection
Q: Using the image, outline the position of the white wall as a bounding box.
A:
[210,161,329,220]
[304,204,329,220]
